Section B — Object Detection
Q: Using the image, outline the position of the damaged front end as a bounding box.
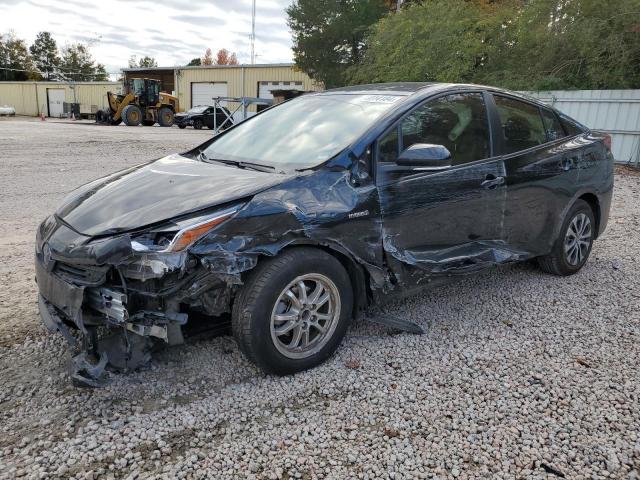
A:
[35,205,248,387]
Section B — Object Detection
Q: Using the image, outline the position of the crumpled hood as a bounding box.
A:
[56,154,292,236]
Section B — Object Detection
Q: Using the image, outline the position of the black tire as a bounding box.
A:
[158,107,174,127]
[193,118,203,130]
[538,199,595,276]
[121,104,142,126]
[142,119,155,127]
[232,248,353,375]
[95,109,107,124]
[178,124,186,129]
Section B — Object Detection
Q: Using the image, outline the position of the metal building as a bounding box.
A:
[121,64,322,113]
[0,81,120,117]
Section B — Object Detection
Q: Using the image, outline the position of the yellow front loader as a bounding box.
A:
[96,78,179,127]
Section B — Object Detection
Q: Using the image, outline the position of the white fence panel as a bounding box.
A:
[523,89,640,165]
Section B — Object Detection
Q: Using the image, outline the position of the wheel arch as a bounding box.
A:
[553,190,602,243]
[577,192,601,239]
[251,241,371,320]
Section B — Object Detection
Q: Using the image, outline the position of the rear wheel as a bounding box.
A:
[193,118,203,130]
[232,248,353,375]
[158,107,174,127]
[178,124,186,129]
[121,104,142,126]
[538,199,595,276]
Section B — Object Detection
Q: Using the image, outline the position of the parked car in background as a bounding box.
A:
[174,105,233,130]
[35,82,613,386]
[0,105,16,116]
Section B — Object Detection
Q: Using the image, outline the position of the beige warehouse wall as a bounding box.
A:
[176,65,322,112]
[0,82,120,116]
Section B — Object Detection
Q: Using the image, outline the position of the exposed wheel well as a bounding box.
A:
[578,193,601,238]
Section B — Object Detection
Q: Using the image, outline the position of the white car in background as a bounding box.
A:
[0,105,16,116]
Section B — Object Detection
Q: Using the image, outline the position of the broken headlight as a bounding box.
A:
[121,205,242,281]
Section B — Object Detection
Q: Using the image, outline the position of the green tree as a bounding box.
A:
[287,0,390,88]
[0,32,37,81]
[348,0,640,90]
[138,56,158,67]
[128,55,158,68]
[29,31,60,80]
[347,0,514,85]
[59,43,108,81]
[479,0,640,90]
[186,57,201,66]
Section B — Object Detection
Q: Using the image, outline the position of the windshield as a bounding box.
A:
[202,93,402,169]
[189,106,208,114]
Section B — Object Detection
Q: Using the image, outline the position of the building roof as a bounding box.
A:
[121,63,296,72]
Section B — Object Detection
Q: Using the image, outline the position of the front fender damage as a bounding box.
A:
[36,169,392,387]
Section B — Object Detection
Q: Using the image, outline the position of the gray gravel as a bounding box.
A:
[1,117,639,479]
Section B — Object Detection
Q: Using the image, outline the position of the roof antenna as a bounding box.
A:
[250,0,256,64]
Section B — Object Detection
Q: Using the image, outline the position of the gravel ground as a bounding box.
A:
[0,117,639,479]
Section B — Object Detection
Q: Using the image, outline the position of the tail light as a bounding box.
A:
[602,134,612,151]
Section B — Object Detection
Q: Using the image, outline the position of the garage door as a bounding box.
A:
[258,81,304,100]
[47,89,65,118]
[191,82,228,108]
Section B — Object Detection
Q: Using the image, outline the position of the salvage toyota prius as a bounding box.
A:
[36,83,613,386]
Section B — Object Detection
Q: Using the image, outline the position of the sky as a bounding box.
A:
[0,0,296,74]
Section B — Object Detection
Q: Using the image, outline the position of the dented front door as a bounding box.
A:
[375,91,509,287]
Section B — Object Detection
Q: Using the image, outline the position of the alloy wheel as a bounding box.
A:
[564,212,592,266]
[270,273,341,359]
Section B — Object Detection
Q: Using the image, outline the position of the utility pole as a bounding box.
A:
[250,0,256,64]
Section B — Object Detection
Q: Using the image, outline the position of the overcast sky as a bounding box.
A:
[1,0,296,73]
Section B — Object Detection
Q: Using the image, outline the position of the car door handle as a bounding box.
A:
[561,157,574,171]
[481,175,505,189]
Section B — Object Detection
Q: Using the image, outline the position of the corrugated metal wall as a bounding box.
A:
[176,64,322,112]
[0,82,121,116]
[524,89,640,165]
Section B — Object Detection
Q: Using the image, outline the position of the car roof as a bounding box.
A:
[319,82,553,109]
[320,82,446,96]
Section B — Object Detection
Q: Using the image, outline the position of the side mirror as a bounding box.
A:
[396,143,451,170]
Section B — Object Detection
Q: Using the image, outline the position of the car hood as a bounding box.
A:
[56,154,293,236]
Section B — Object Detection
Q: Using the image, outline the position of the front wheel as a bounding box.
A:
[121,104,142,126]
[538,199,595,276]
[232,248,353,375]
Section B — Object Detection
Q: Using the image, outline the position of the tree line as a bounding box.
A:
[0,30,243,82]
[0,31,108,81]
[287,0,640,90]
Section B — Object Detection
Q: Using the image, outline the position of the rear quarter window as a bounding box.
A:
[493,95,547,154]
[540,108,565,141]
[558,113,586,137]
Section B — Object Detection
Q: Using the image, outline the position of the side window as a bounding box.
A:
[400,93,490,166]
[378,126,400,163]
[558,113,585,137]
[494,95,547,154]
[540,108,565,141]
